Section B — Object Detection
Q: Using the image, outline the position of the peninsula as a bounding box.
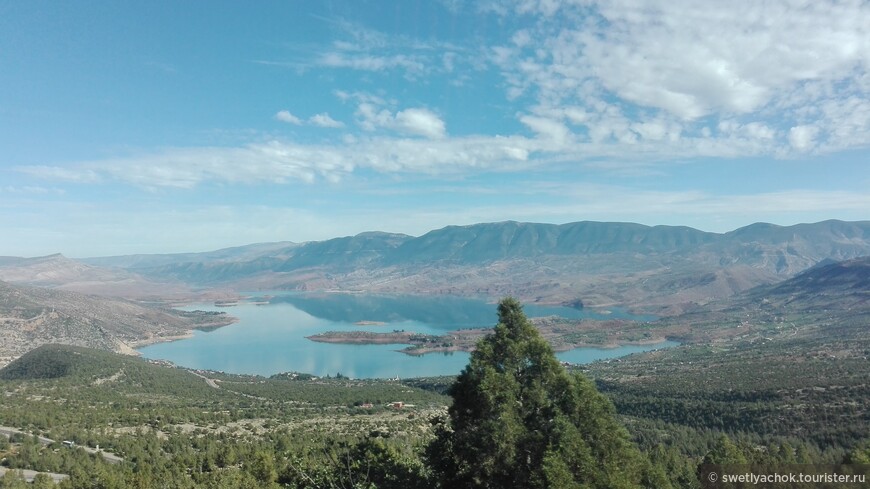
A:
[306,316,674,356]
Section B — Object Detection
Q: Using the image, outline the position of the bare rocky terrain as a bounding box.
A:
[0,280,235,368]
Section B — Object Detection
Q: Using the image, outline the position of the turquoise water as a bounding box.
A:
[138,294,673,379]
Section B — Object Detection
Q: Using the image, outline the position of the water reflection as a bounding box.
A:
[138,293,666,379]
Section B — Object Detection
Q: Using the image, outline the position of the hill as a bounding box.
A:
[640,255,870,346]
[0,280,234,367]
[0,344,217,396]
[760,255,870,307]
[584,255,870,455]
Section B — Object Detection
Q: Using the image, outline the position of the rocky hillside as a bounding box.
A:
[751,256,870,311]
[0,280,234,367]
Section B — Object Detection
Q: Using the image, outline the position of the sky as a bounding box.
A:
[1,0,869,257]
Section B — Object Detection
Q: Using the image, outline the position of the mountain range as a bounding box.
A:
[2,219,869,311]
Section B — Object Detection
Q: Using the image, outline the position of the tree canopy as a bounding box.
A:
[428,298,655,488]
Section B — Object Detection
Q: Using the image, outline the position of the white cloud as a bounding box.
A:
[394,108,447,139]
[21,144,353,188]
[15,1,870,197]
[442,52,456,72]
[18,133,538,188]
[356,103,394,132]
[353,135,531,173]
[309,113,344,128]
[263,16,471,83]
[788,125,818,152]
[491,0,870,156]
[629,120,682,142]
[276,110,345,129]
[356,103,448,139]
[519,115,570,144]
[318,52,425,74]
[18,166,103,183]
[1,185,65,195]
[744,123,776,141]
[275,110,303,125]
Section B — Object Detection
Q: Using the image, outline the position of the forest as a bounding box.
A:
[1,298,868,488]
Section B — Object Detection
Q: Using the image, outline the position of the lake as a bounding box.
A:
[138,293,674,379]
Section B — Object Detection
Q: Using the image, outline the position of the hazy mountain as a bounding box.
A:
[0,254,114,285]
[387,221,718,264]
[0,253,192,298]
[717,219,870,272]
[85,220,870,275]
[277,232,411,270]
[35,219,870,309]
[81,241,299,269]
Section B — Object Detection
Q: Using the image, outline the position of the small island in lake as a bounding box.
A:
[307,316,675,356]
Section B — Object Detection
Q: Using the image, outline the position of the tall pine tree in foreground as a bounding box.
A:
[427,298,660,489]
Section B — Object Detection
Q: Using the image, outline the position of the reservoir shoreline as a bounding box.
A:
[136,294,670,378]
[306,326,672,356]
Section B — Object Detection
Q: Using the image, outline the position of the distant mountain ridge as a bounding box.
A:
[388,221,718,264]
[81,241,300,269]
[6,219,870,310]
[0,253,192,298]
[92,219,870,272]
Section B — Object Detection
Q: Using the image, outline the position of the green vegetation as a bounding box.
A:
[426,298,652,488]
[0,345,445,488]
[2,283,869,488]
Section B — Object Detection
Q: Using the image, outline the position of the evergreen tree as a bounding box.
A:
[701,435,748,466]
[427,298,650,488]
[845,443,870,464]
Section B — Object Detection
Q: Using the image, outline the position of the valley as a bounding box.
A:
[0,254,868,487]
[0,220,868,488]
[7,1,870,485]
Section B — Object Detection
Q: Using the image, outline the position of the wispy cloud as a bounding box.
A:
[309,113,344,128]
[318,52,425,74]
[354,101,448,139]
[276,110,346,129]
[275,110,303,125]
[14,3,870,189]
[490,0,870,155]
[16,134,535,188]
[18,166,103,184]
[260,15,470,81]
[1,185,66,195]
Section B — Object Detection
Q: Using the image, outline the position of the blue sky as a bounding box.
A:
[2,0,869,257]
